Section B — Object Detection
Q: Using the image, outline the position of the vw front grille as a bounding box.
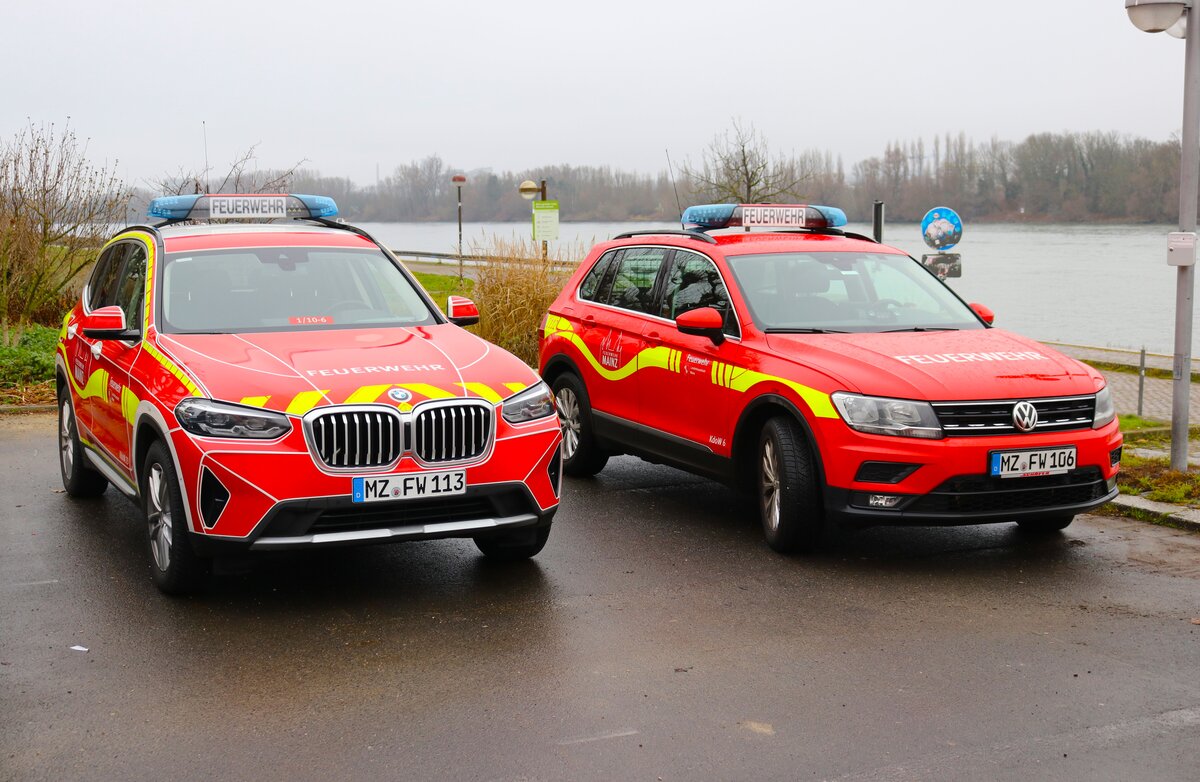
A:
[413,401,492,464]
[309,408,403,469]
[932,395,1096,437]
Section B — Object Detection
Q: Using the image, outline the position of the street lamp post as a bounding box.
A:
[451,174,467,282]
[1126,0,1199,471]
[519,178,549,260]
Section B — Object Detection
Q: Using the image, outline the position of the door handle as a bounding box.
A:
[581,315,596,329]
[90,341,102,359]
[644,330,662,345]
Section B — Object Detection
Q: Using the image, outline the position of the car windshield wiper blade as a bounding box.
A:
[764,327,850,334]
[880,327,960,333]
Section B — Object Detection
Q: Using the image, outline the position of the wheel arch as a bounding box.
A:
[131,401,198,531]
[731,393,827,493]
[541,354,583,388]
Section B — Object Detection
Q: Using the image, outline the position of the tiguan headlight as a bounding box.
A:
[831,392,943,439]
[1093,385,1115,429]
[175,398,292,439]
[501,382,556,424]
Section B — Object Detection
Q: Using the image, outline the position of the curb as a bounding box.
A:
[1109,494,1200,533]
[0,405,55,415]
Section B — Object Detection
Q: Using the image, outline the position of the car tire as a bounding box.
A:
[758,416,824,553]
[552,373,609,477]
[141,441,209,594]
[57,389,108,498]
[474,525,551,560]
[1016,514,1074,533]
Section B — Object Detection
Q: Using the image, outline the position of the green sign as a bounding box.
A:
[532,200,560,242]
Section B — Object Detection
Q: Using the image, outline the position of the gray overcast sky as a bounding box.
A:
[3,0,1188,187]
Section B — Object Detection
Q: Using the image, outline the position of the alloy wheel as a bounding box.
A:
[59,401,74,479]
[146,464,173,572]
[760,438,781,532]
[556,387,581,459]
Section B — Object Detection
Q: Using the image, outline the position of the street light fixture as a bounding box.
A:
[1126,0,1198,471]
[451,174,467,282]
[518,178,549,260]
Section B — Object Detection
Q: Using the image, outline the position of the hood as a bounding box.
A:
[766,328,1103,401]
[157,324,540,414]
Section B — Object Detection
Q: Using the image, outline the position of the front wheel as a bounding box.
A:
[1016,514,1074,533]
[141,441,209,594]
[57,389,108,497]
[474,525,551,560]
[758,416,824,553]
[552,374,609,477]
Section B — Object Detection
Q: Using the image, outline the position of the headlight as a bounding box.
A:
[501,382,556,424]
[1093,385,1115,429]
[831,392,943,439]
[175,398,292,439]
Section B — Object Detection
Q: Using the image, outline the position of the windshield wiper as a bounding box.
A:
[764,327,849,334]
[880,327,960,333]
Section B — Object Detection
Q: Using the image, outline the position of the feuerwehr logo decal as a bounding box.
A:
[1012,401,1039,432]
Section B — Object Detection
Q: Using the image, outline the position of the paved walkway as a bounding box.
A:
[1053,344,1199,423]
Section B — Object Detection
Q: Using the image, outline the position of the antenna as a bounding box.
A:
[665,148,684,229]
[202,121,210,194]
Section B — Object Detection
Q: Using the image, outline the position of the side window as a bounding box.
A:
[114,244,147,332]
[602,248,669,315]
[86,244,130,311]
[579,250,617,301]
[661,251,737,335]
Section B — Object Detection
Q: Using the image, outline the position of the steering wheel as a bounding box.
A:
[864,298,903,320]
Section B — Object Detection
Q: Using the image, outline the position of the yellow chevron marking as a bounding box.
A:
[239,396,270,408]
[79,367,109,400]
[120,386,140,425]
[399,383,456,400]
[504,382,528,393]
[285,390,329,416]
[345,384,393,404]
[398,402,413,412]
[458,382,502,403]
[143,342,200,396]
[544,314,575,338]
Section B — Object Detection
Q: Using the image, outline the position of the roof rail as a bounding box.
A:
[612,229,717,245]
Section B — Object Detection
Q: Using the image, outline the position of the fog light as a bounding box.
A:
[1107,476,1119,491]
[868,494,903,508]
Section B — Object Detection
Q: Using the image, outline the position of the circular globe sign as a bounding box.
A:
[921,206,963,251]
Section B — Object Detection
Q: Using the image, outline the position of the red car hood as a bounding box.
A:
[157,325,540,413]
[765,328,1104,401]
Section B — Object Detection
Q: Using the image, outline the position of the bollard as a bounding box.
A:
[1138,347,1146,418]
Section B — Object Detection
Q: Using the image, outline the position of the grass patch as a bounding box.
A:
[0,325,58,386]
[1083,359,1200,384]
[412,271,473,310]
[1119,414,1164,432]
[1117,452,1200,505]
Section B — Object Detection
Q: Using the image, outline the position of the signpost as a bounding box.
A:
[532,200,560,242]
[920,206,964,280]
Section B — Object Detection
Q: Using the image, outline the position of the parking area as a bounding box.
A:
[2,412,1198,781]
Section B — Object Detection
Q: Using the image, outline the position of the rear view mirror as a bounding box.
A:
[676,307,725,345]
[446,295,480,327]
[969,302,995,325]
[82,306,137,340]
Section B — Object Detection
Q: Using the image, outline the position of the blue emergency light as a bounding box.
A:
[147,193,339,221]
[682,203,847,231]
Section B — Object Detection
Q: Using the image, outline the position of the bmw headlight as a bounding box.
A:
[501,382,556,424]
[831,392,943,439]
[1093,385,1115,429]
[175,398,292,439]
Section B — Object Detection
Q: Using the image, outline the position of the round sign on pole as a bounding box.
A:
[921,207,963,251]
[518,180,540,200]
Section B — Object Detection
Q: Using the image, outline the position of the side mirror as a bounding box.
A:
[82,306,137,340]
[969,302,994,325]
[446,295,480,327]
[675,307,725,345]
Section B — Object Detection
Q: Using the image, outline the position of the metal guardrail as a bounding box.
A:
[390,249,577,272]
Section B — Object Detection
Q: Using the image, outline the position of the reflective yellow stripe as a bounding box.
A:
[344,384,393,404]
[143,341,200,396]
[399,383,456,400]
[504,382,528,393]
[240,396,270,408]
[79,367,109,400]
[285,390,329,415]
[457,382,502,403]
[120,386,140,425]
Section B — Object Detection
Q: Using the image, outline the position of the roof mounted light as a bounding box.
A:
[147,193,339,222]
[681,203,848,231]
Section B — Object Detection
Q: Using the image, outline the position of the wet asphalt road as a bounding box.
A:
[1,413,1198,781]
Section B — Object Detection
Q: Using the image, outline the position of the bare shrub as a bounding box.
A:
[467,236,582,367]
[0,122,130,345]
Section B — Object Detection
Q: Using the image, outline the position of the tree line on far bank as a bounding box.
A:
[170,126,1182,225]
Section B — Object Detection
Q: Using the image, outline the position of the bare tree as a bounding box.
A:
[0,122,130,345]
[149,143,306,197]
[682,120,811,204]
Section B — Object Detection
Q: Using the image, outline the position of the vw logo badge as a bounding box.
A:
[1012,401,1038,432]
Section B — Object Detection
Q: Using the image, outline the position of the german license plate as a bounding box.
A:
[989,447,1076,478]
[352,470,466,503]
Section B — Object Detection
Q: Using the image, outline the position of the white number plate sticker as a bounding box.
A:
[989,447,1076,478]
[352,470,466,503]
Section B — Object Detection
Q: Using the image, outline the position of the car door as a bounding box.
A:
[574,247,670,426]
[72,242,130,443]
[641,249,743,457]
[87,240,147,471]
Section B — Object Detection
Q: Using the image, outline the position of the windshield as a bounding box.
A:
[725,251,984,333]
[159,247,438,334]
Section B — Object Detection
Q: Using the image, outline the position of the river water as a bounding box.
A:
[358,221,1187,355]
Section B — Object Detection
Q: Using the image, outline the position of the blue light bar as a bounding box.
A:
[682,203,848,231]
[146,193,340,221]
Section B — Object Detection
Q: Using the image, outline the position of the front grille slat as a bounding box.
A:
[309,407,403,470]
[413,401,492,464]
[934,395,1096,437]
